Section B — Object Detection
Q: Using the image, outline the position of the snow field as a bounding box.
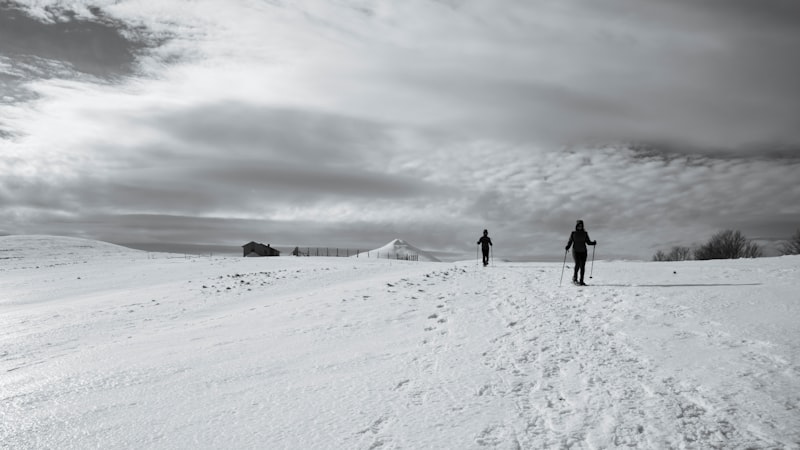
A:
[1,236,799,449]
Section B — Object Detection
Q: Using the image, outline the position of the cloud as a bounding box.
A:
[0,2,145,77]
[2,0,799,260]
[143,102,390,164]
[7,0,800,151]
[4,139,799,259]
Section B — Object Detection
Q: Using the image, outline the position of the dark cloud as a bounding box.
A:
[77,163,439,214]
[103,103,449,207]
[9,213,274,249]
[145,102,391,164]
[625,142,800,161]
[672,0,800,30]
[0,1,147,77]
[0,1,168,139]
[0,173,75,211]
[369,0,800,154]
[197,164,437,199]
[0,102,450,225]
[0,160,442,219]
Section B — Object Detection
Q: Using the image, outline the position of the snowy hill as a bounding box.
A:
[0,234,140,256]
[359,238,441,262]
[2,235,799,448]
[0,235,143,269]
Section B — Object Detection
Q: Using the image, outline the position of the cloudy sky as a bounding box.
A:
[2,0,799,260]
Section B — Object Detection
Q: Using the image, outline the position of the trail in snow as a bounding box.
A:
[1,236,798,449]
[348,263,798,449]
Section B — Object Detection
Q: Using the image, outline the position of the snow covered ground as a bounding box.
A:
[358,239,441,262]
[2,236,799,449]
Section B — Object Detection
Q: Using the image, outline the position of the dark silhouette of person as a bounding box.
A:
[565,219,596,285]
[477,229,493,266]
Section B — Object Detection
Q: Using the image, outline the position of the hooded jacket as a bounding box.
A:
[566,221,596,253]
[477,235,492,251]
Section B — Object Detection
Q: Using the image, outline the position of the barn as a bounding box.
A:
[242,241,280,257]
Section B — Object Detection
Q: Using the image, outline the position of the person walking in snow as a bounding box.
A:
[565,219,596,285]
[477,229,493,267]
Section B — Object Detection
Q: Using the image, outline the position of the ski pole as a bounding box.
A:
[589,245,596,279]
[559,249,568,286]
[476,244,479,266]
[490,245,493,266]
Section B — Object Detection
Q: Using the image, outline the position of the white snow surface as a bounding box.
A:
[359,239,441,262]
[2,235,799,449]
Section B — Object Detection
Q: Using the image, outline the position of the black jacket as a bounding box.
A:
[566,230,595,253]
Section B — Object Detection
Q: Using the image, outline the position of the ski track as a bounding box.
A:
[2,241,798,449]
[348,263,798,449]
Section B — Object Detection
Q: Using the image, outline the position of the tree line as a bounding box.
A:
[653,228,800,261]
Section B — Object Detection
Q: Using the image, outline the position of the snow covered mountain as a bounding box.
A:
[2,235,799,448]
[359,238,441,262]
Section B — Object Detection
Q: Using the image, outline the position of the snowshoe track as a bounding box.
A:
[354,263,794,449]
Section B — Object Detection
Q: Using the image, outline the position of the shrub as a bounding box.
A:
[668,245,692,261]
[781,229,800,255]
[694,229,763,260]
[653,246,693,261]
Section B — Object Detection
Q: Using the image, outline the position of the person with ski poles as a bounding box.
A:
[565,219,596,285]
[477,229,493,267]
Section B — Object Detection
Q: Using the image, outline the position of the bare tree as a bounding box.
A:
[780,228,800,255]
[653,245,693,261]
[694,229,763,260]
[667,246,692,261]
[741,241,763,258]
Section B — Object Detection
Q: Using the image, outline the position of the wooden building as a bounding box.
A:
[242,241,280,257]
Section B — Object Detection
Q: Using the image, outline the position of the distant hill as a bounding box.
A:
[358,239,440,262]
[0,235,143,263]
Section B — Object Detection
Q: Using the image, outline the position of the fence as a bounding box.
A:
[289,247,419,261]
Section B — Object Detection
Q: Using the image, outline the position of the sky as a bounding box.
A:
[1,0,799,260]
